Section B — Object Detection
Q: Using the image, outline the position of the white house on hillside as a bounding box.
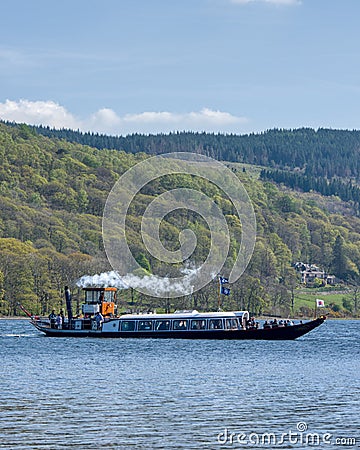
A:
[294,262,336,286]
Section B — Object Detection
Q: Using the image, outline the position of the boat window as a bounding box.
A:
[138,320,153,331]
[190,319,206,330]
[104,290,114,302]
[155,320,171,331]
[85,290,98,304]
[209,319,223,330]
[225,318,239,330]
[173,320,188,330]
[120,321,136,331]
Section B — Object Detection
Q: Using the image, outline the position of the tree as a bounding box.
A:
[347,278,360,315]
[0,270,4,313]
[331,235,348,279]
[281,267,298,314]
[135,253,152,273]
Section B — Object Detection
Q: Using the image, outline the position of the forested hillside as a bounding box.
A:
[16,123,360,179]
[1,122,360,317]
[260,169,360,212]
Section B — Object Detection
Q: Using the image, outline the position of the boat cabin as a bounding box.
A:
[82,287,117,317]
[102,310,250,333]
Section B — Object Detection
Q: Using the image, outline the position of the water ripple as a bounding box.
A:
[0,319,359,449]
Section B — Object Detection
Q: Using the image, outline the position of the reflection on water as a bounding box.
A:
[0,319,359,449]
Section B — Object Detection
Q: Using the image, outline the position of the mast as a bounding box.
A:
[217,276,221,311]
[65,286,73,321]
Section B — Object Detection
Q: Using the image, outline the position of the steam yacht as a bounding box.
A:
[29,286,326,340]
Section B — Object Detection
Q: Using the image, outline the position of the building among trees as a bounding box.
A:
[294,262,336,287]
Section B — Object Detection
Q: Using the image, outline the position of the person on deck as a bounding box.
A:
[59,309,65,328]
[95,311,104,329]
[49,310,56,329]
[56,313,62,329]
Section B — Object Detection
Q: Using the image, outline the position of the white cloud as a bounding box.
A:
[0,99,249,135]
[231,0,301,5]
[0,99,80,129]
[120,108,247,132]
[89,108,122,130]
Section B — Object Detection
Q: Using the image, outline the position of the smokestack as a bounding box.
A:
[65,286,73,321]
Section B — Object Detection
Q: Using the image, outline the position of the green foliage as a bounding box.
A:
[342,297,353,311]
[135,253,152,272]
[1,122,360,317]
[260,168,360,210]
[20,124,360,180]
[331,235,348,279]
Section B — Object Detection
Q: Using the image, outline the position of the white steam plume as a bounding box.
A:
[76,269,200,297]
[76,271,128,289]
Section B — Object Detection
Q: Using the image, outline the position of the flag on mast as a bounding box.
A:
[221,286,231,296]
[219,276,229,285]
[316,299,325,308]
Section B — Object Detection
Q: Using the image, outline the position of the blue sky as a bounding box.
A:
[0,0,359,135]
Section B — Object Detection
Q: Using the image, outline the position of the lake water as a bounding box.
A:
[0,319,359,449]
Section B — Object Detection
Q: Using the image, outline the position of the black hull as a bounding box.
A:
[31,317,325,340]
